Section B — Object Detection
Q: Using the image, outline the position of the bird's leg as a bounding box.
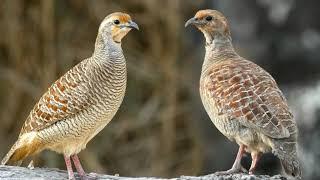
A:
[216,144,247,175]
[64,155,75,180]
[249,152,261,174]
[71,154,86,178]
[72,154,99,180]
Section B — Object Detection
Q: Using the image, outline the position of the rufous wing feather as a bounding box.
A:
[203,58,293,138]
[20,59,92,134]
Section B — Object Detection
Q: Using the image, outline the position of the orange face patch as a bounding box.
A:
[194,9,225,21]
[192,9,231,37]
[195,9,213,19]
[118,14,131,23]
[109,12,132,23]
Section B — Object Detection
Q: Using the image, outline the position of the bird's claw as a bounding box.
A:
[215,166,248,175]
[85,172,99,180]
[74,173,97,180]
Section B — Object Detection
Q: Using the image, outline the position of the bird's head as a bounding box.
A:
[99,12,139,44]
[185,9,231,43]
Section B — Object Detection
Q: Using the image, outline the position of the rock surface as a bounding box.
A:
[0,165,286,180]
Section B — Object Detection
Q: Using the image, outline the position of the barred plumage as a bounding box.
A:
[186,9,301,179]
[1,12,139,180]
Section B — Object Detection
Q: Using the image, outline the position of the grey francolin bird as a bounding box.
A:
[185,9,301,179]
[1,12,139,179]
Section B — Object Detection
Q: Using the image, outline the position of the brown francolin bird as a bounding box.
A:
[1,12,138,179]
[185,9,301,179]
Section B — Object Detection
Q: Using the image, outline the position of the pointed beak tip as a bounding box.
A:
[185,18,196,28]
[130,21,139,31]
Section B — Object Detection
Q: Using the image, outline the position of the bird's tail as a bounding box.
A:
[1,132,43,165]
[272,139,302,179]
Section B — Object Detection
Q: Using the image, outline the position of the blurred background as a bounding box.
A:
[0,0,319,179]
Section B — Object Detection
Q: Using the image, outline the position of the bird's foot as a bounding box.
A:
[248,167,256,175]
[74,173,96,180]
[84,172,99,180]
[215,166,248,175]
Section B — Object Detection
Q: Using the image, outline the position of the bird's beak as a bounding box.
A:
[123,21,139,30]
[185,17,198,27]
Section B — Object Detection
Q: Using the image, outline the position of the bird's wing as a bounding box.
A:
[20,59,93,135]
[201,58,296,139]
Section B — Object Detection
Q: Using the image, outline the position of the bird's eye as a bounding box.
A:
[114,20,120,25]
[206,16,213,21]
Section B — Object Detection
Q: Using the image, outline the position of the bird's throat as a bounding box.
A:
[204,31,232,48]
[202,34,236,73]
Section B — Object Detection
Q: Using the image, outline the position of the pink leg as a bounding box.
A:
[71,154,86,178]
[64,155,75,180]
[216,144,247,174]
[249,152,261,174]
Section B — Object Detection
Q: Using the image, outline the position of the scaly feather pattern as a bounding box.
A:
[2,13,137,180]
[186,9,301,178]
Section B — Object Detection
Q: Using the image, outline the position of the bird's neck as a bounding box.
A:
[89,34,126,85]
[92,34,125,65]
[202,34,238,73]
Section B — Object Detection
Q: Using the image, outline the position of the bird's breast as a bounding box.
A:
[42,61,127,155]
[89,61,127,122]
[199,77,240,139]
